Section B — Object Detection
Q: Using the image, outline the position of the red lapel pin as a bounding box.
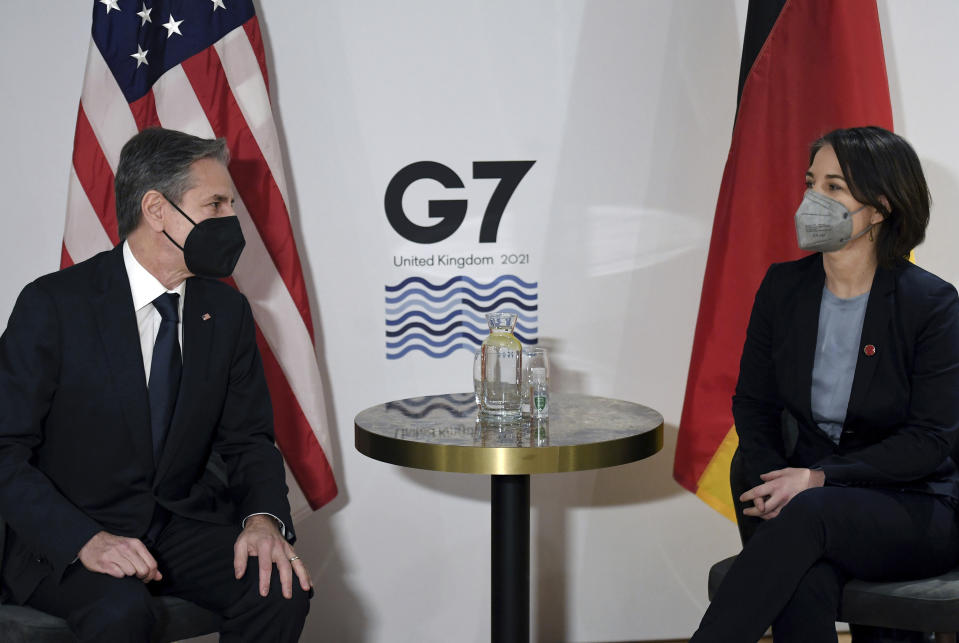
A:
[863,344,876,356]
[201,313,212,321]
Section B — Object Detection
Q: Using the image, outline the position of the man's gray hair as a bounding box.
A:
[114,128,230,239]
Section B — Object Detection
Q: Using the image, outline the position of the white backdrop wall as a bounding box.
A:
[2,2,958,642]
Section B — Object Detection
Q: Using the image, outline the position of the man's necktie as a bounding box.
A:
[148,292,182,461]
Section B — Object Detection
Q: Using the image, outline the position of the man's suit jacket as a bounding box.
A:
[0,244,293,602]
[733,253,959,502]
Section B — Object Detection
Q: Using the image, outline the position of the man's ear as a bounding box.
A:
[141,190,166,232]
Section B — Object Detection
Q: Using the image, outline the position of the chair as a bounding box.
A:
[708,437,959,643]
[0,516,222,643]
[709,555,959,643]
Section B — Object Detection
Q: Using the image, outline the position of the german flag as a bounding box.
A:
[673,0,893,519]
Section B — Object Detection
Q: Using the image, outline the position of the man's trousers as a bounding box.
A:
[22,513,311,642]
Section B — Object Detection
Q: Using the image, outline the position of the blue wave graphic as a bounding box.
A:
[385,285,537,305]
[385,274,539,359]
[387,332,483,349]
[384,320,539,338]
[386,343,476,359]
[385,274,537,292]
[385,298,464,316]
[462,297,537,313]
[385,309,538,326]
[386,332,538,350]
[385,296,537,315]
[385,309,464,326]
[385,320,488,338]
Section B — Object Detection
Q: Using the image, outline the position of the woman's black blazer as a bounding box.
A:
[733,253,959,504]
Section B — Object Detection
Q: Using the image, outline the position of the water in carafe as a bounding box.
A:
[480,312,522,419]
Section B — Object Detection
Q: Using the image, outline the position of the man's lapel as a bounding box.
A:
[92,245,155,474]
[156,276,216,479]
[845,266,894,424]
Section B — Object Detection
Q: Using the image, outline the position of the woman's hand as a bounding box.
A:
[741,467,825,520]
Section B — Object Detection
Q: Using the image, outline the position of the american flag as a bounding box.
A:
[64,0,337,510]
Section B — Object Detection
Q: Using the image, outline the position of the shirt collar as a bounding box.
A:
[122,241,186,312]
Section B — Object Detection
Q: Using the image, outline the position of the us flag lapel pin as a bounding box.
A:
[202,313,212,321]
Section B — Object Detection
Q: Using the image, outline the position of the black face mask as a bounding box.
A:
[162,195,245,279]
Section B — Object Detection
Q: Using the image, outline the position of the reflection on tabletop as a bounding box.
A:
[366,393,660,449]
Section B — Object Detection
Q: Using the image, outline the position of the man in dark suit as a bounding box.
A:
[0,128,311,641]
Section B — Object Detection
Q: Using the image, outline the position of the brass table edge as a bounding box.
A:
[354,422,664,475]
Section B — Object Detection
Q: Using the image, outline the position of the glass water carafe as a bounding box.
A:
[479,312,522,419]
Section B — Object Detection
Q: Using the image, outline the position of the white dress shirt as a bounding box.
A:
[123,242,185,382]
[122,242,285,537]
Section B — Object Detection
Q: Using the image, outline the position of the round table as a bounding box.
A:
[354,392,664,643]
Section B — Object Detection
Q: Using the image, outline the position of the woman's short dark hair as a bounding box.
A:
[809,126,930,268]
[114,128,230,240]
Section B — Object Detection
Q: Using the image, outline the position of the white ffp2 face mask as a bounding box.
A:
[794,189,871,253]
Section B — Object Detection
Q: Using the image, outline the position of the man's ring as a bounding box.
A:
[289,555,300,563]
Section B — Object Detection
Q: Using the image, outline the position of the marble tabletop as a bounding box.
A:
[354,392,664,475]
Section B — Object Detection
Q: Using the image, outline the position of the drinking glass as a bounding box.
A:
[524,348,549,417]
[519,348,538,414]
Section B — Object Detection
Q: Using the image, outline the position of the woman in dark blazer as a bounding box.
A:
[691,127,959,642]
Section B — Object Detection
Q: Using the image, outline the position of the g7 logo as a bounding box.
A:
[384,161,535,244]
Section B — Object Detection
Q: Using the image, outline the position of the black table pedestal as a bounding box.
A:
[491,474,530,643]
[355,394,664,643]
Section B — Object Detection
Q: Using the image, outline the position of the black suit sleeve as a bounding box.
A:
[815,281,959,484]
[0,282,103,574]
[213,295,294,540]
[732,266,790,489]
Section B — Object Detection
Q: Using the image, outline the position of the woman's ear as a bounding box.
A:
[872,195,890,224]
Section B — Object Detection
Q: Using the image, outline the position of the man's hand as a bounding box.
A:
[741,467,825,520]
[234,515,312,599]
[78,531,162,582]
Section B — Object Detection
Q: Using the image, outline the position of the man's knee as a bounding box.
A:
[278,585,311,624]
[228,565,311,618]
[257,573,311,622]
[222,569,310,640]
